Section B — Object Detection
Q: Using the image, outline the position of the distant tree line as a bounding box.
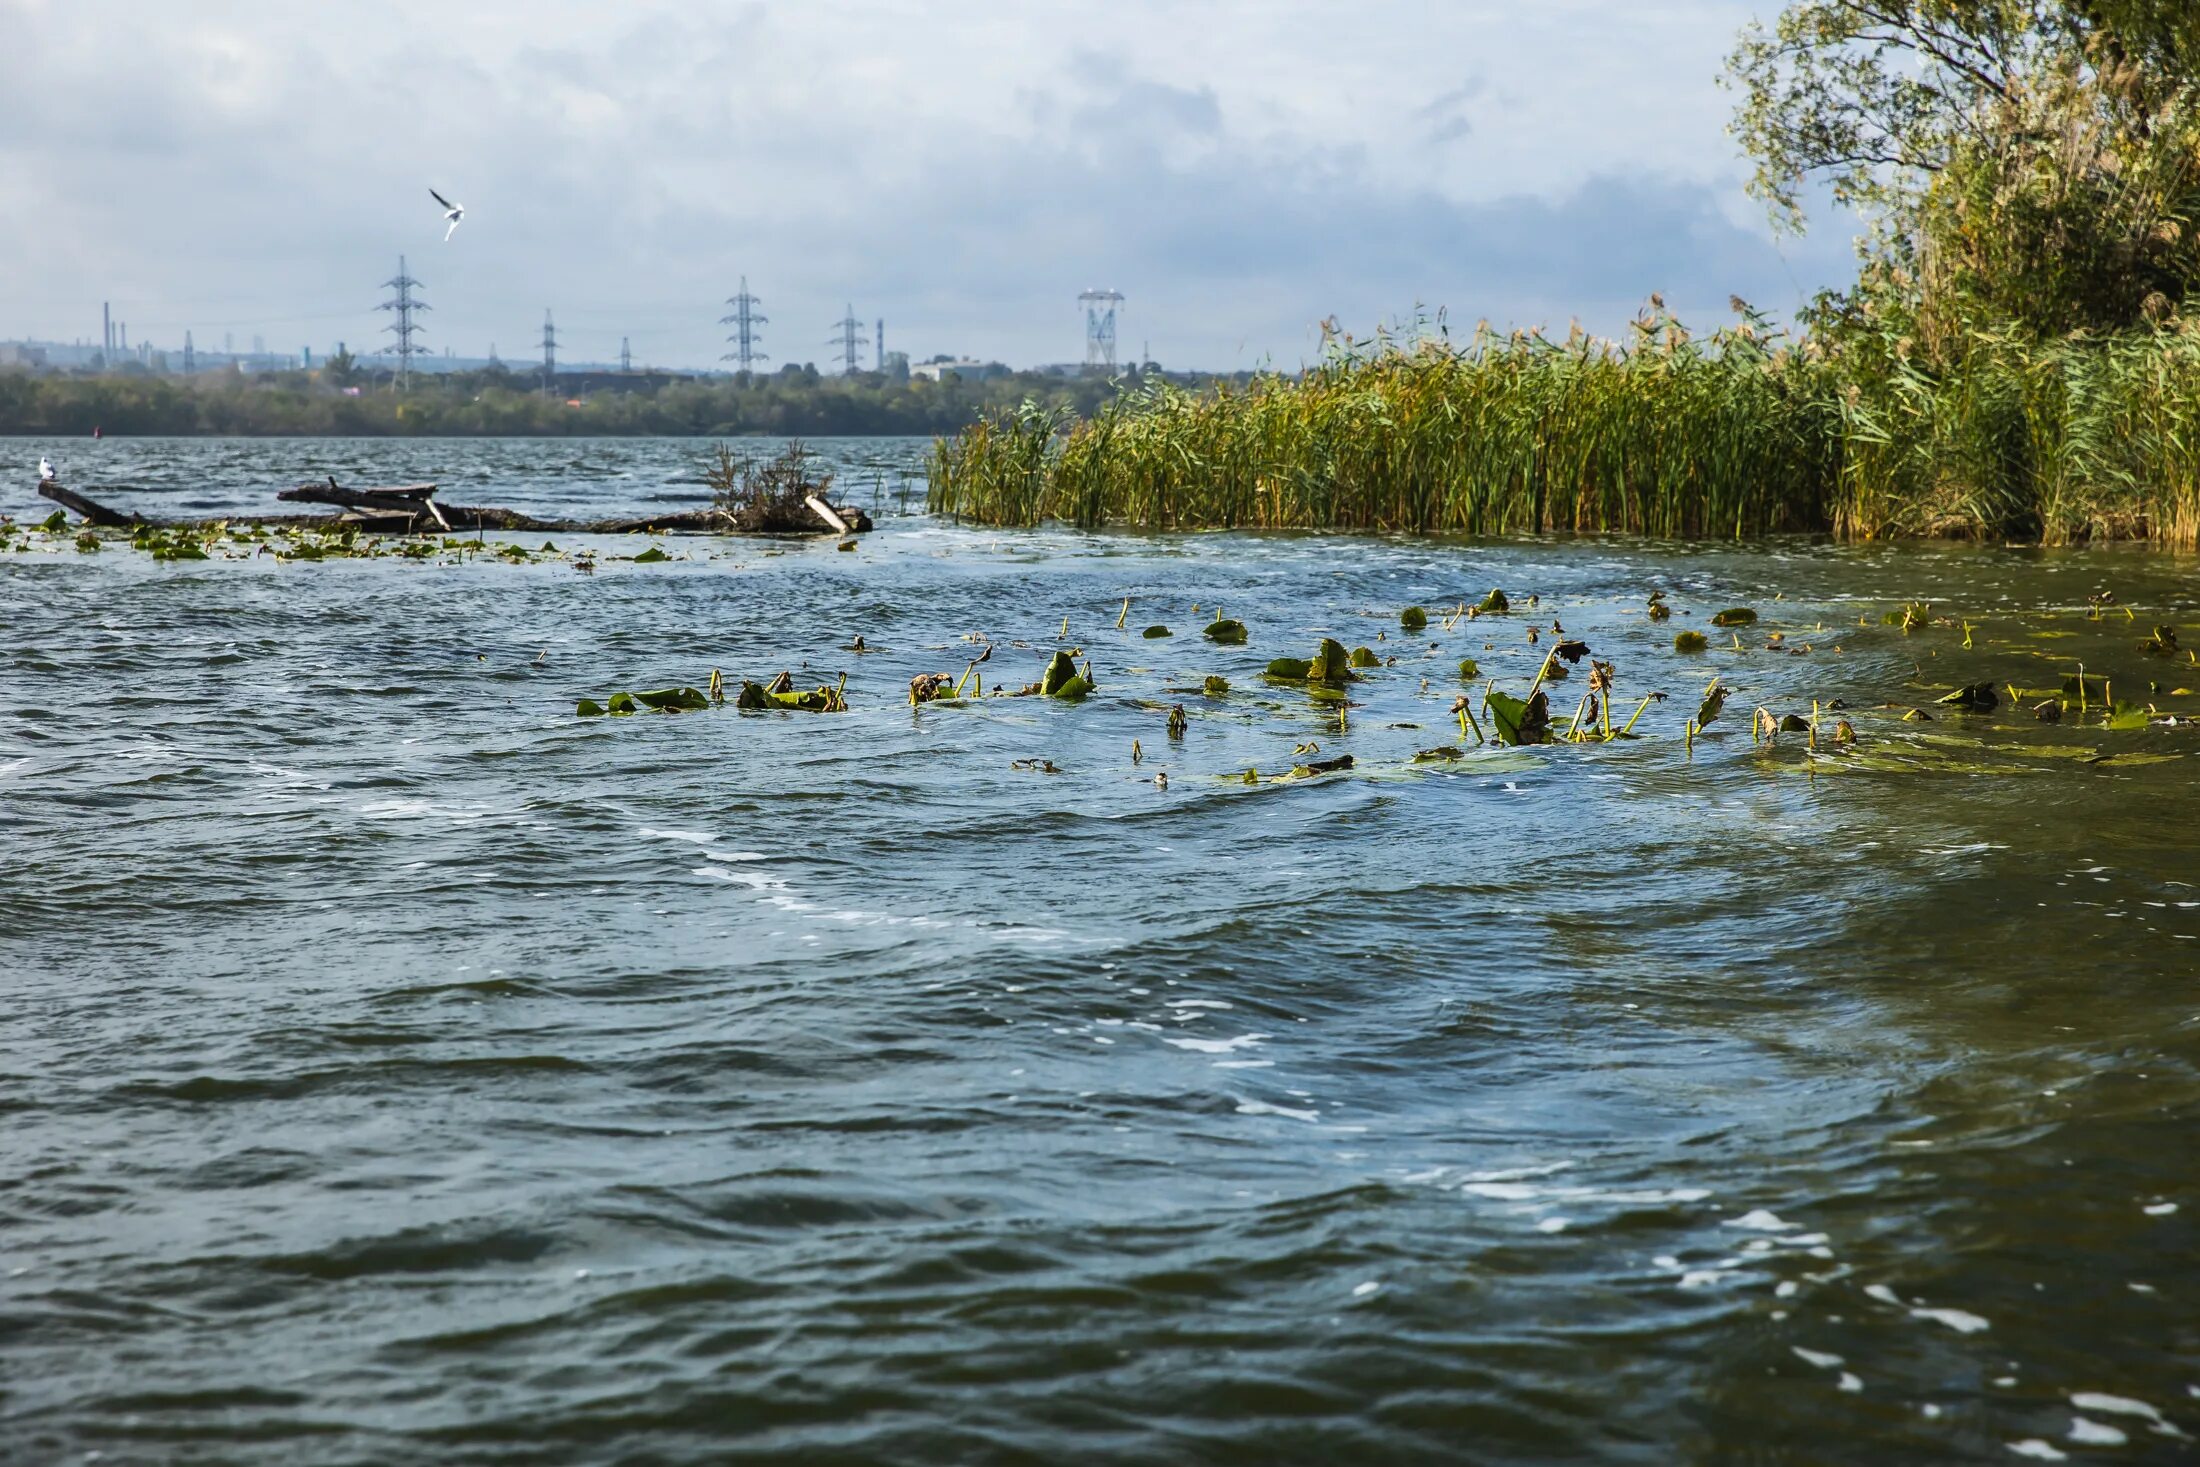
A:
[0,359,1257,438]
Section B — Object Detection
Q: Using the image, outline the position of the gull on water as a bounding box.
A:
[431,188,465,241]
[39,456,54,482]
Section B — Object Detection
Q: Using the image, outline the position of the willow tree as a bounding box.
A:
[1726,1,2200,345]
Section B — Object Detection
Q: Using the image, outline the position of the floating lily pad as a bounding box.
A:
[1201,675,1229,696]
[633,547,671,563]
[1038,650,1093,699]
[1265,657,1314,680]
[633,686,710,711]
[2140,624,2180,657]
[1674,631,1708,652]
[1711,608,1757,627]
[1143,625,1172,639]
[1411,746,1464,763]
[1272,753,1355,782]
[1204,619,1248,645]
[1309,638,1355,684]
[1349,645,1381,669]
[1937,682,1999,711]
[1486,687,1550,745]
[1476,589,1509,614]
[1400,606,1428,631]
[1458,658,1480,679]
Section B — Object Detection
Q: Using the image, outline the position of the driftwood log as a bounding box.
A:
[36,480,873,537]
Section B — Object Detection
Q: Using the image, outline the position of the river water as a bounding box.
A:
[3,438,2196,1463]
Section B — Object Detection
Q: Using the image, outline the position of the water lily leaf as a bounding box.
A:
[1696,681,1727,729]
[1201,675,1229,696]
[1553,639,1590,663]
[1142,625,1172,638]
[1204,619,1248,645]
[1411,746,1464,763]
[2139,624,2179,657]
[633,547,671,563]
[40,510,68,533]
[2100,701,2150,731]
[1673,631,1708,652]
[1778,713,1810,732]
[2059,673,2112,701]
[1309,638,1355,684]
[1476,589,1509,614]
[1039,650,1082,696]
[606,692,639,716]
[1349,645,1381,668]
[634,686,710,711]
[1711,608,1757,627]
[1265,657,1314,680]
[1272,753,1355,782]
[738,680,848,711]
[1400,606,1428,631]
[1458,658,1480,679]
[1937,682,1999,711]
[1486,687,1550,745]
[576,698,608,717]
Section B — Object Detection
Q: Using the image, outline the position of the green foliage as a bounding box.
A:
[0,363,1185,438]
[1727,2,2200,343]
[932,315,1837,536]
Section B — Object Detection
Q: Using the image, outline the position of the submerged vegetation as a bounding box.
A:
[933,3,2200,547]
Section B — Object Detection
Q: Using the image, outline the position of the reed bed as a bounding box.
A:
[930,317,2200,547]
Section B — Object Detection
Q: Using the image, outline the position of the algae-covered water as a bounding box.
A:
[3,439,2196,1463]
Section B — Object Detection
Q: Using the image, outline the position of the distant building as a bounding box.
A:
[910,356,1004,382]
[0,343,48,368]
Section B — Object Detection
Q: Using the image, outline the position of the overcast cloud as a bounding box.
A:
[0,1,1857,370]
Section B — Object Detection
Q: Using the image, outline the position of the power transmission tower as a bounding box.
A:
[1079,288,1124,372]
[541,310,558,397]
[721,276,767,375]
[828,304,869,373]
[377,256,429,390]
[620,336,631,373]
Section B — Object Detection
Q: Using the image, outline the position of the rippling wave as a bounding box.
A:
[3,439,2196,1462]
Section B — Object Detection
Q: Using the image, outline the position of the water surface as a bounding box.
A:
[3,438,2196,1463]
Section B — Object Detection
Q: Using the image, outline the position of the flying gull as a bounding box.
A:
[431,188,465,241]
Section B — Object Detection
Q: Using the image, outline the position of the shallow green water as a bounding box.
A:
[3,439,2196,1463]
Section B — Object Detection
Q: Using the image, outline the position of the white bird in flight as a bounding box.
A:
[431,188,465,241]
[39,456,54,482]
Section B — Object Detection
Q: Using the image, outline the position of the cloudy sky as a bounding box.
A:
[0,0,1858,371]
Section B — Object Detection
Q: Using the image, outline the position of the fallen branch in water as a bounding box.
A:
[36,478,873,538]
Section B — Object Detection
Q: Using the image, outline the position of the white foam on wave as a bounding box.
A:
[1165,1033,1265,1055]
[2067,1417,2127,1446]
[1724,1209,1799,1232]
[1792,1347,1844,1369]
[1912,1306,1991,1334]
[2006,1440,2066,1460]
[1234,1098,1319,1123]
